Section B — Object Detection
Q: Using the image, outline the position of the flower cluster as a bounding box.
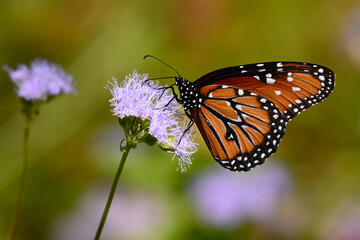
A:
[106,71,197,172]
[4,58,76,101]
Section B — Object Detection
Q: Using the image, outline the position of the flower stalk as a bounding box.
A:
[94,140,133,240]
[8,120,31,240]
[94,116,157,240]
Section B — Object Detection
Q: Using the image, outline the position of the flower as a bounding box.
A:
[4,58,75,101]
[106,70,197,172]
[188,162,292,229]
[168,123,197,172]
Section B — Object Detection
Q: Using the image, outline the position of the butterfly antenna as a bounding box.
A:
[144,55,181,77]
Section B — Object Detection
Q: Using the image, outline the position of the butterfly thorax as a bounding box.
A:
[176,77,202,112]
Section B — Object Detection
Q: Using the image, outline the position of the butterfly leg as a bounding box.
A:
[176,120,195,147]
[183,120,194,134]
[157,84,176,99]
[156,84,183,110]
[153,85,180,110]
[159,84,181,103]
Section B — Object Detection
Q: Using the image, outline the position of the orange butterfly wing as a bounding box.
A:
[190,62,335,171]
[194,62,335,120]
[191,85,286,171]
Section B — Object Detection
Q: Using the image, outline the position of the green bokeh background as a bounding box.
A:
[0,0,359,239]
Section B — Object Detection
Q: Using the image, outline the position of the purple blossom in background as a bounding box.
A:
[4,59,75,101]
[188,162,292,229]
[106,71,197,172]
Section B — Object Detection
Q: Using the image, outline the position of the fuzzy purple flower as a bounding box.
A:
[168,123,197,172]
[106,70,197,172]
[188,162,292,229]
[4,59,75,101]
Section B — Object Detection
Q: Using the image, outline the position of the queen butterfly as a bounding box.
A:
[145,56,335,172]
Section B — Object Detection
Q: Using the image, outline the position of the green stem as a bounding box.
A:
[94,141,132,240]
[9,121,31,240]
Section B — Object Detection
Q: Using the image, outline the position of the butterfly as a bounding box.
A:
[145,56,335,172]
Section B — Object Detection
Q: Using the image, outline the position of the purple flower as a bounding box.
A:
[106,71,197,172]
[168,123,197,172]
[188,162,292,229]
[4,59,75,101]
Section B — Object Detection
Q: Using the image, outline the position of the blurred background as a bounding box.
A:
[0,0,360,239]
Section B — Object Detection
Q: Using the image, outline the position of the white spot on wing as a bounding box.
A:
[292,87,301,92]
[266,78,276,84]
[275,90,282,95]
